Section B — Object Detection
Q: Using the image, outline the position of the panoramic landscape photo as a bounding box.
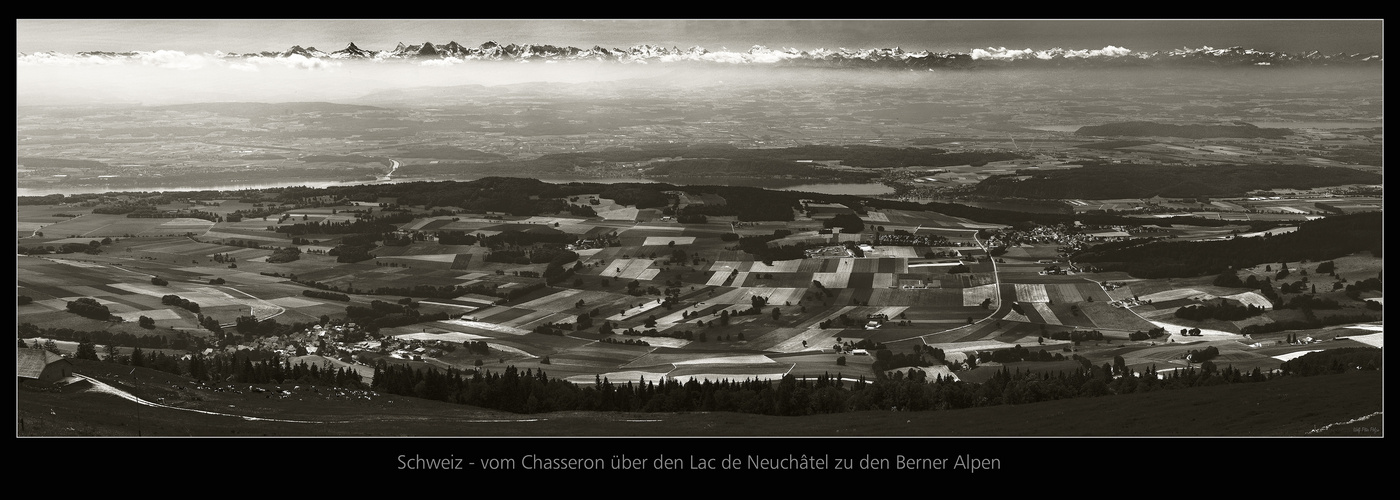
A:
[16,19,1383,437]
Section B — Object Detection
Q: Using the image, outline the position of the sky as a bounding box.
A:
[16,19,1386,55]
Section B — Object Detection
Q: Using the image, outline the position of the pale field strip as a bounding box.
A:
[627,225,685,232]
[957,285,1002,305]
[636,268,661,281]
[401,218,440,231]
[107,282,170,298]
[750,327,817,352]
[861,211,891,222]
[1105,285,1137,301]
[47,258,107,268]
[750,287,805,306]
[1066,199,1090,206]
[1031,302,1062,325]
[1272,350,1325,362]
[439,319,531,336]
[604,300,667,322]
[874,247,920,259]
[597,207,639,221]
[564,371,670,385]
[1014,284,1050,303]
[446,218,501,224]
[935,340,1017,353]
[158,218,216,227]
[673,355,778,366]
[909,262,962,267]
[265,297,322,308]
[17,222,52,232]
[1346,324,1384,332]
[935,347,968,361]
[486,344,536,358]
[1084,231,1130,238]
[958,222,1005,229]
[1344,332,1383,348]
[221,270,287,282]
[618,259,655,278]
[519,216,578,225]
[454,272,491,280]
[705,272,732,286]
[1002,310,1032,323]
[1140,288,1213,302]
[811,272,851,289]
[497,309,557,328]
[381,253,458,262]
[730,271,751,287]
[602,258,656,279]
[837,258,856,274]
[1234,226,1300,238]
[708,287,759,304]
[642,236,696,246]
[749,260,804,273]
[872,273,895,288]
[553,223,595,235]
[396,331,489,342]
[1149,321,1241,339]
[1223,291,1274,310]
[875,306,908,319]
[250,304,280,319]
[574,248,603,258]
[622,336,690,348]
[220,248,271,259]
[467,305,513,320]
[421,300,486,311]
[115,308,182,321]
[708,260,747,273]
[515,289,583,310]
[775,328,844,351]
[202,230,287,242]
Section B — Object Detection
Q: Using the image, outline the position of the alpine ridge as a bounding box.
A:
[22,42,1382,69]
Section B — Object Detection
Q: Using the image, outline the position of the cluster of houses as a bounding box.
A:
[989,223,1138,254]
[567,232,619,251]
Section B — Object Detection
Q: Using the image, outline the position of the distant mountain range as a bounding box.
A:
[20,42,1383,69]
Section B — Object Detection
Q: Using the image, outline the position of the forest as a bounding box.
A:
[1073,211,1382,278]
[973,162,1381,199]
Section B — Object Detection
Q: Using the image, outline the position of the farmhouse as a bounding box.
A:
[18,348,74,384]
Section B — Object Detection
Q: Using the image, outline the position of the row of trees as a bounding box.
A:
[365,347,1376,415]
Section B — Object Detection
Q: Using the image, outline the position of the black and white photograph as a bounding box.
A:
[17,19,1383,443]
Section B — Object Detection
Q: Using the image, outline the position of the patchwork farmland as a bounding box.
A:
[17,184,1382,399]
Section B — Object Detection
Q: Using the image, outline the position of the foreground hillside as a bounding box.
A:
[18,360,1380,437]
